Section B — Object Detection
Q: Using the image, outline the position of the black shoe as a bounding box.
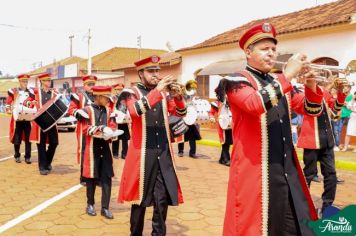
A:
[86,204,96,216]
[312,176,321,183]
[15,157,21,163]
[113,155,119,159]
[25,158,31,164]
[101,208,113,219]
[219,160,230,167]
[189,154,197,158]
[39,169,49,175]
[121,155,126,160]
[337,177,345,184]
[178,152,184,157]
[47,165,52,171]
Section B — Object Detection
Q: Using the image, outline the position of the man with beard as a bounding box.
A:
[118,55,186,235]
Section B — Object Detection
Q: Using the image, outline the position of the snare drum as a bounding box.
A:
[93,129,124,139]
[33,95,68,132]
[183,105,198,125]
[13,105,37,121]
[12,90,37,121]
[115,111,131,124]
[169,115,188,138]
[193,99,211,125]
[218,104,232,130]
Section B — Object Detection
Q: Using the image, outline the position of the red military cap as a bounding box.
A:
[82,75,98,85]
[38,73,51,81]
[239,22,277,50]
[112,83,125,91]
[134,55,160,71]
[92,85,112,98]
[17,74,30,81]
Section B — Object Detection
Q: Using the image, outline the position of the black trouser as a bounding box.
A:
[178,139,196,156]
[13,121,32,159]
[37,126,58,171]
[86,177,112,209]
[112,138,128,157]
[130,170,169,236]
[281,190,302,236]
[303,147,337,211]
[219,142,231,163]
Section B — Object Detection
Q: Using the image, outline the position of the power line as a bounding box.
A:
[0,23,85,33]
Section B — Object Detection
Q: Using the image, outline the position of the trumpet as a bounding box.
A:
[167,80,198,96]
[272,60,354,84]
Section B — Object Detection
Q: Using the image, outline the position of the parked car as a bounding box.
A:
[57,113,77,132]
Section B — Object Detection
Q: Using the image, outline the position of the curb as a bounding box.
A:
[197,139,356,171]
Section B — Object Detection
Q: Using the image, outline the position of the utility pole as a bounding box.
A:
[69,35,74,57]
[137,35,142,60]
[87,29,92,75]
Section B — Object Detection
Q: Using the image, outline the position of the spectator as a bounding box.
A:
[341,92,356,152]
[333,85,352,151]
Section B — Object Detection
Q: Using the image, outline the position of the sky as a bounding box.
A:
[0,0,337,76]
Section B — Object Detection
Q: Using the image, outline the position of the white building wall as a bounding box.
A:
[181,28,356,98]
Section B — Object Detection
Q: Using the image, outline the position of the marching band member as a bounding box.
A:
[177,80,201,158]
[68,75,97,184]
[81,86,117,219]
[5,74,34,164]
[111,83,130,159]
[30,73,59,175]
[220,23,322,235]
[118,55,186,235]
[209,99,232,166]
[297,78,347,215]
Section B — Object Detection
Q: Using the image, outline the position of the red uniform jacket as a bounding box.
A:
[6,87,35,144]
[297,89,346,149]
[81,105,116,178]
[68,92,93,163]
[29,89,57,143]
[118,86,186,205]
[223,70,322,236]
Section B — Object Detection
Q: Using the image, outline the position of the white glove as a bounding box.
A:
[209,117,215,122]
[76,109,89,119]
[102,127,114,140]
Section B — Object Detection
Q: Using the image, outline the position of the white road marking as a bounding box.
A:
[0,150,38,162]
[0,136,9,139]
[0,184,82,233]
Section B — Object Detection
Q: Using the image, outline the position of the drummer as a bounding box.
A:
[209,97,232,167]
[177,80,201,158]
[5,74,35,164]
[30,73,59,175]
[80,86,117,219]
